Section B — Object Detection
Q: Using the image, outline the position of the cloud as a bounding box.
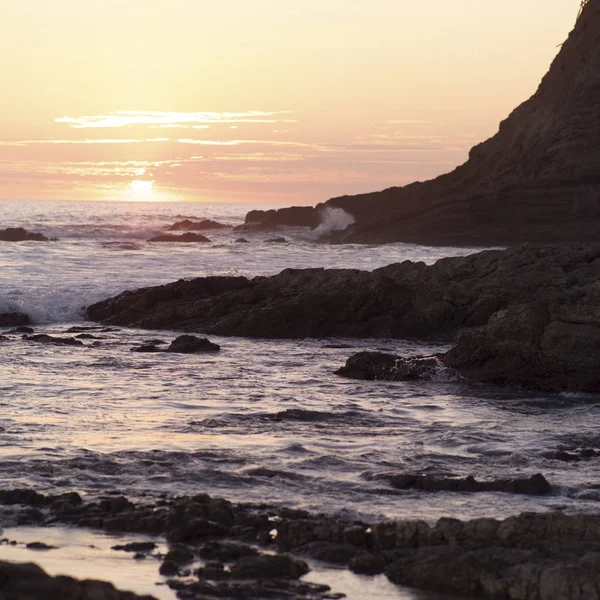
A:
[0,138,170,146]
[55,111,295,129]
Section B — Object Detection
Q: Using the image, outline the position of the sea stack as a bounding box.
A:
[246,1,600,246]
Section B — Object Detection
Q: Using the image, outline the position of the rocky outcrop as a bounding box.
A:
[168,218,229,231]
[147,232,210,243]
[5,486,600,600]
[87,244,600,391]
[238,206,322,231]
[245,2,600,246]
[0,561,155,600]
[0,227,50,242]
[0,312,30,327]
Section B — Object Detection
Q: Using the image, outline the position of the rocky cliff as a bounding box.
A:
[248,2,600,245]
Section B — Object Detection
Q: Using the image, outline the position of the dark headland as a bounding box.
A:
[244,0,600,246]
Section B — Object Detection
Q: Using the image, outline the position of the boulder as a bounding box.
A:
[166,335,220,353]
[335,351,441,381]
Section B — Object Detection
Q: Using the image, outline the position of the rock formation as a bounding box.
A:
[0,227,50,242]
[87,244,600,391]
[244,2,600,246]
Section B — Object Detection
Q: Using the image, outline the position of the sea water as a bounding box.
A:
[1,199,599,597]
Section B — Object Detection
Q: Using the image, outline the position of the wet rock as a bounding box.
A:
[229,553,309,579]
[234,237,249,243]
[159,559,179,576]
[243,206,322,229]
[296,541,358,565]
[0,227,50,242]
[348,552,386,575]
[99,496,134,513]
[26,542,57,550]
[74,333,98,339]
[167,518,228,543]
[24,334,84,347]
[166,334,220,354]
[168,219,229,231]
[196,540,258,562]
[147,232,211,243]
[0,560,155,599]
[265,236,288,244]
[0,312,31,327]
[164,544,194,565]
[131,343,162,353]
[371,473,552,496]
[6,326,34,334]
[111,541,156,553]
[335,351,441,381]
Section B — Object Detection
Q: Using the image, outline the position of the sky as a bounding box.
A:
[0,0,582,204]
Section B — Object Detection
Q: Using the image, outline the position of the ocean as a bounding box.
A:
[1,199,599,599]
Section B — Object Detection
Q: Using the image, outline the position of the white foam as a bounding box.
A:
[311,207,355,238]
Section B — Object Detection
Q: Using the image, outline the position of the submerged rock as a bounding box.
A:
[168,218,229,231]
[147,232,211,243]
[24,334,84,347]
[0,227,50,242]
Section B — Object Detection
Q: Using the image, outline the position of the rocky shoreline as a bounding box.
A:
[1,487,600,599]
[86,243,600,392]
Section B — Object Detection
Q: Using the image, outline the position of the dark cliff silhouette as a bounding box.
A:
[247,1,600,245]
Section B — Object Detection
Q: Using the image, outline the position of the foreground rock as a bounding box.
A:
[0,227,50,242]
[245,2,600,246]
[0,560,155,600]
[147,232,210,243]
[168,218,229,231]
[2,487,599,600]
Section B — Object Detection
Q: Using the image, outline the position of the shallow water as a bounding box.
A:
[1,199,600,595]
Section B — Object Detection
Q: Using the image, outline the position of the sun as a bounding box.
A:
[130,179,154,196]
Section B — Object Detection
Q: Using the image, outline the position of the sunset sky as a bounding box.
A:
[0,0,581,204]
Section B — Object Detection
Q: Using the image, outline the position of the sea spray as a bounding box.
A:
[310,207,355,239]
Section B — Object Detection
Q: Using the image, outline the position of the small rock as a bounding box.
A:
[166,335,220,354]
[26,542,56,551]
